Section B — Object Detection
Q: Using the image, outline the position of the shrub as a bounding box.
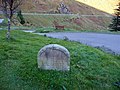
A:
[17,10,25,25]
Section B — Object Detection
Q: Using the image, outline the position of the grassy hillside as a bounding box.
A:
[19,0,116,30]
[1,0,116,30]
[1,0,118,15]
[21,0,118,14]
[76,0,119,14]
[23,14,111,30]
[0,30,120,90]
[0,14,111,30]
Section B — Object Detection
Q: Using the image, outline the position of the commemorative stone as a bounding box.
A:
[37,44,70,71]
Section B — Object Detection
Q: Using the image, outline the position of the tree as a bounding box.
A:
[109,2,120,31]
[0,0,22,40]
[17,10,25,24]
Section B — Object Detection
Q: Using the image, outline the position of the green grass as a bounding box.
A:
[23,14,111,31]
[35,27,78,33]
[33,27,120,34]
[0,30,120,90]
[1,14,120,34]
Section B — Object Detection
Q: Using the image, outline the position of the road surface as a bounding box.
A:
[37,32,120,55]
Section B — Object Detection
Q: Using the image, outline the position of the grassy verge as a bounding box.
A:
[34,27,78,33]
[32,27,120,35]
[0,30,120,90]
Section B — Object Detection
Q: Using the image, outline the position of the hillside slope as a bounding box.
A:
[20,0,118,30]
[76,0,119,14]
[23,14,111,30]
[21,0,119,14]
[0,0,118,30]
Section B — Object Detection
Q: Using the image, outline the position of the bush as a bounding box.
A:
[17,10,25,24]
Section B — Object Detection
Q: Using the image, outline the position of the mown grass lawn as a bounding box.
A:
[0,30,120,90]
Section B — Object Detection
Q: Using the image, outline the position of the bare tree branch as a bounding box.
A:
[0,0,23,40]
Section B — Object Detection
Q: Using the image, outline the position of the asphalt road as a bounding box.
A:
[38,32,120,55]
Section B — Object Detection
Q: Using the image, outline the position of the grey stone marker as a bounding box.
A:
[37,44,70,71]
